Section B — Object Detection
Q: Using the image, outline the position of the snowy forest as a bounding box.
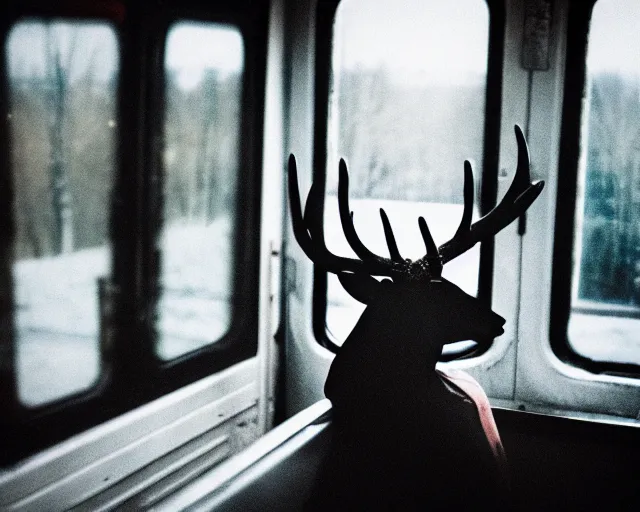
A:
[577,74,640,306]
[334,69,640,308]
[329,68,485,203]
[7,21,244,402]
[7,20,640,402]
[10,60,640,305]
[9,42,241,261]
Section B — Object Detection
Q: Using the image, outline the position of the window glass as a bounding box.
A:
[569,0,640,365]
[6,20,119,405]
[157,22,243,360]
[325,0,489,344]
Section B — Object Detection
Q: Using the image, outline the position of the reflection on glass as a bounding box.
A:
[569,0,640,365]
[325,0,489,344]
[7,20,119,405]
[157,22,243,360]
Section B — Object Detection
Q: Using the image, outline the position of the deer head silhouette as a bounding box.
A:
[289,125,543,389]
[291,126,545,510]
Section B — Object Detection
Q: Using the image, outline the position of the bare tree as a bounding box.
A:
[335,68,485,203]
[9,21,118,259]
[46,25,78,255]
[196,70,219,223]
[580,73,640,302]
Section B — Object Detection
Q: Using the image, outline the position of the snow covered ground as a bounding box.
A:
[11,200,640,406]
[157,219,234,360]
[14,217,234,405]
[15,247,107,405]
[323,197,480,344]
[323,197,640,366]
[569,313,640,365]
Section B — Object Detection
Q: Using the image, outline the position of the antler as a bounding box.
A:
[429,124,545,265]
[289,124,544,281]
[337,159,406,265]
[288,154,397,277]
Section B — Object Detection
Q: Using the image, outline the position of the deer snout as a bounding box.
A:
[465,312,505,352]
[469,308,505,342]
[489,312,506,337]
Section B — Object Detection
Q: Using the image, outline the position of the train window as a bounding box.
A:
[157,22,244,360]
[6,19,119,405]
[568,0,640,366]
[323,0,490,344]
[0,0,266,473]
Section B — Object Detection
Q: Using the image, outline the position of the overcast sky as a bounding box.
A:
[587,0,640,77]
[5,20,243,90]
[334,0,489,86]
[5,0,640,90]
[165,23,243,89]
[6,21,118,83]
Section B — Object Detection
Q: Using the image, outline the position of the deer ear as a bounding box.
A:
[337,272,382,304]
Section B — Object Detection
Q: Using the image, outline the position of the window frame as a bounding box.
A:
[511,0,640,421]
[141,4,265,389]
[282,0,640,424]
[310,0,506,355]
[153,18,247,363]
[550,0,640,377]
[0,0,268,465]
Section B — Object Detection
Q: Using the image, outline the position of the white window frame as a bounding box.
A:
[285,0,640,423]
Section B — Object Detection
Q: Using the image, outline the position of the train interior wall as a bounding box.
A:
[1,0,639,510]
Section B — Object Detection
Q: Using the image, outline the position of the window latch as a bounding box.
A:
[522,0,553,71]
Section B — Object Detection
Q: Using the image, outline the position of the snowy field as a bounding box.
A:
[12,200,640,406]
[569,312,640,365]
[15,247,107,405]
[15,217,233,405]
[323,197,640,366]
[323,197,480,344]
[157,219,234,360]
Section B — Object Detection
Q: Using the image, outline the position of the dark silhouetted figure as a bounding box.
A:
[289,126,544,511]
